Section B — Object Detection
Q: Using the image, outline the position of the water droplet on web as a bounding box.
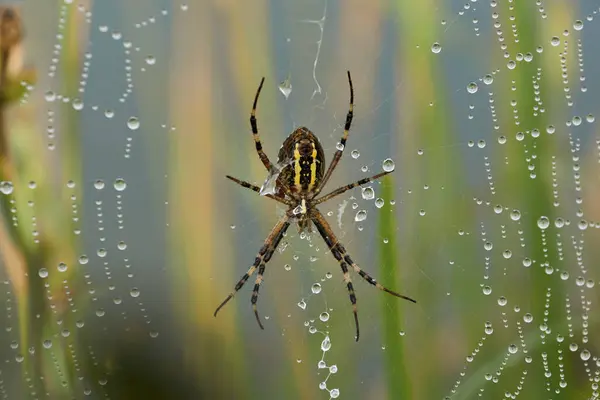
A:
[573,20,584,31]
[94,180,105,190]
[319,312,329,322]
[382,158,395,172]
[467,82,478,94]
[278,76,292,99]
[336,142,344,151]
[484,322,493,334]
[284,264,291,271]
[97,248,107,257]
[355,210,367,222]
[297,300,306,310]
[550,36,560,46]
[330,388,340,398]
[117,241,127,250]
[375,198,384,208]
[79,255,89,264]
[482,285,492,295]
[361,187,374,200]
[57,262,67,272]
[483,74,494,85]
[311,283,322,294]
[127,117,140,130]
[0,181,14,195]
[523,313,533,323]
[351,149,360,159]
[38,268,48,278]
[508,344,518,354]
[580,349,591,361]
[114,178,127,191]
[104,109,114,119]
[321,336,331,351]
[45,91,56,102]
[522,258,532,267]
[130,288,140,297]
[431,42,442,53]
[145,55,156,65]
[72,98,84,110]
[537,216,550,229]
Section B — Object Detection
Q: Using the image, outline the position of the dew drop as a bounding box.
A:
[361,187,374,200]
[537,216,550,229]
[580,349,591,361]
[94,180,105,190]
[382,158,395,172]
[127,117,140,130]
[0,181,14,195]
[321,336,331,351]
[278,76,292,99]
[311,283,322,294]
[467,82,478,94]
[114,178,127,191]
[355,210,367,222]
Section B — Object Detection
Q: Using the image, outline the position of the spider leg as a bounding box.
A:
[311,209,415,341]
[311,71,354,199]
[251,217,290,328]
[250,77,276,173]
[314,171,392,205]
[214,215,291,328]
[226,175,293,206]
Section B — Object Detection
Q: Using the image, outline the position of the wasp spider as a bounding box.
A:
[214,71,415,341]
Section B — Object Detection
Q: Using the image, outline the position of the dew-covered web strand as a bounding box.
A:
[10,2,189,394]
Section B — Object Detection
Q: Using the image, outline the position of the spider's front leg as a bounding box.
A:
[311,71,354,199]
[310,209,415,341]
[214,215,291,328]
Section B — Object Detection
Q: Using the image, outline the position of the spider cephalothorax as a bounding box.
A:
[214,71,415,341]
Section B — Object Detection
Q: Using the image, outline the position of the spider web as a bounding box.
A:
[0,0,599,399]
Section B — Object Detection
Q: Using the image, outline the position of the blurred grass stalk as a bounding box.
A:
[389,0,462,398]
[0,3,88,396]
[378,176,411,399]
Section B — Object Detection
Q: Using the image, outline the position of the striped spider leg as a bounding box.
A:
[310,209,416,341]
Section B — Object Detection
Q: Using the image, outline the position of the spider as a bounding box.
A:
[214,71,416,341]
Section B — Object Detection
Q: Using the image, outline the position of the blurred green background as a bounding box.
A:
[0,0,598,399]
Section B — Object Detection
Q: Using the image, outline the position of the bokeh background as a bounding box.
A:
[0,0,598,399]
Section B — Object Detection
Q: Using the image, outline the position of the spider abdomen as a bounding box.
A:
[277,127,325,195]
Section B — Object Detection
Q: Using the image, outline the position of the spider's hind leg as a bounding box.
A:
[310,209,415,341]
[214,215,291,329]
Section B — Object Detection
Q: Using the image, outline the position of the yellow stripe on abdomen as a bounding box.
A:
[308,143,318,191]
[294,143,302,189]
